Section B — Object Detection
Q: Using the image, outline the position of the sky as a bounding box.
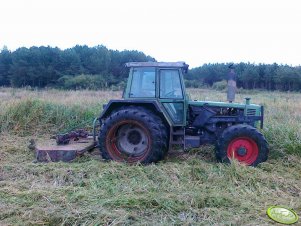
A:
[1,0,301,68]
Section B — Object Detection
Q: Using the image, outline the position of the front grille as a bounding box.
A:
[246,109,256,116]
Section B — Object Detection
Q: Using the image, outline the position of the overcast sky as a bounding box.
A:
[1,0,300,67]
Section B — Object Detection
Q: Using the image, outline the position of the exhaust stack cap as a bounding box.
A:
[245,97,251,105]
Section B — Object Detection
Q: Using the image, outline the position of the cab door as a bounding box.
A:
[159,69,185,126]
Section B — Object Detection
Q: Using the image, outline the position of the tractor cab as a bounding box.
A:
[124,62,189,125]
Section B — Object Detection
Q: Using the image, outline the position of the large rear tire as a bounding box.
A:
[216,124,269,166]
[99,106,168,164]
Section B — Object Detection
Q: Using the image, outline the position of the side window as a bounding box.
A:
[130,67,156,98]
[160,69,183,99]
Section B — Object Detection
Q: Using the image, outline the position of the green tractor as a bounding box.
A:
[98,62,269,166]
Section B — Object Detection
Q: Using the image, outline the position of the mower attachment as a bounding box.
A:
[35,118,100,162]
[35,136,97,162]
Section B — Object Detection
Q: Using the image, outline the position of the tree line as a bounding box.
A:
[0,45,301,91]
[187,63,301,91]
[0,45,154,89]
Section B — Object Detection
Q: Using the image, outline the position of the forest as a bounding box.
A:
[0,45,301,91]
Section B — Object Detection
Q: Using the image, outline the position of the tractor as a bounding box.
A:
[97,62,269,166]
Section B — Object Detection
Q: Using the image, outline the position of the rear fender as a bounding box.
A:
[99,100,171,127]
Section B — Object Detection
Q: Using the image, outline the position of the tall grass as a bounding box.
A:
[0,87,300,225]
[0,99,97,135]
[0,88,121,135]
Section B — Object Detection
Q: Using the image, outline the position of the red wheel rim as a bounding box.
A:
[106,120,151,163]
[227,137,259,165]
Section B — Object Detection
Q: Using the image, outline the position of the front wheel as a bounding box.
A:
[216,124,269,166]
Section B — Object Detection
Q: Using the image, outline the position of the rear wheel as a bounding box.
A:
[99,106,168,164]
[216,124,269,166]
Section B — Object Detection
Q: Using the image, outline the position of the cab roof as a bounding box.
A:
[125,62,189,70]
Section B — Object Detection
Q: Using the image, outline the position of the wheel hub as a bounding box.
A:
[115,124,148,156]
[237,147,247,156]
[127,130,142,145]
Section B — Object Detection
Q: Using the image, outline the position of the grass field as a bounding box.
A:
[0,87,300,225]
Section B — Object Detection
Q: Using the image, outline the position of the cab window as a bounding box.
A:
[160,69,183,99]
[129,67,156,98]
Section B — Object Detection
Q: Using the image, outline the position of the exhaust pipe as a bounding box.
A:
[227,64,237,103]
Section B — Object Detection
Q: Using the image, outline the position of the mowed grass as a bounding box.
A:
[0,87,300,225]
